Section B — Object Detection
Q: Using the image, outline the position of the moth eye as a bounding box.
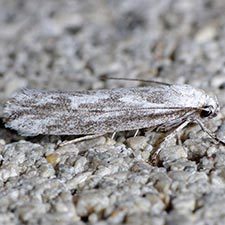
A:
[200,106,212,117]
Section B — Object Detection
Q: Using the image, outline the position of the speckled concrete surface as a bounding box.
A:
[1,0,225,224]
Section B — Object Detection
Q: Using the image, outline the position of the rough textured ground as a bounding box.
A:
[1,0,225,224]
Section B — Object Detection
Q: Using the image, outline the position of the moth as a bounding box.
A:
[3,78,225,149]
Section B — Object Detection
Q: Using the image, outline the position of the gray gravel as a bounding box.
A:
[1,0,225,224]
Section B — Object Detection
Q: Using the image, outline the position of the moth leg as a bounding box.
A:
[134,129,139,137]
[194,118,225,146]
[156,117,185,132]
[58,133,106,147]
[111,132,116,139]
[176,132,182,145]
[150,120,191,165]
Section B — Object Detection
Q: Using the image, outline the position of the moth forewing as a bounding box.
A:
[3,84,225,147]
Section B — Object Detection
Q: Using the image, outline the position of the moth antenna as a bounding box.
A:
[100,75,171,86]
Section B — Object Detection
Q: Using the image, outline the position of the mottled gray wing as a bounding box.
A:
[3,85,202,136]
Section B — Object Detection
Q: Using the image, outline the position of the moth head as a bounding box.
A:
[200,95,220,118]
